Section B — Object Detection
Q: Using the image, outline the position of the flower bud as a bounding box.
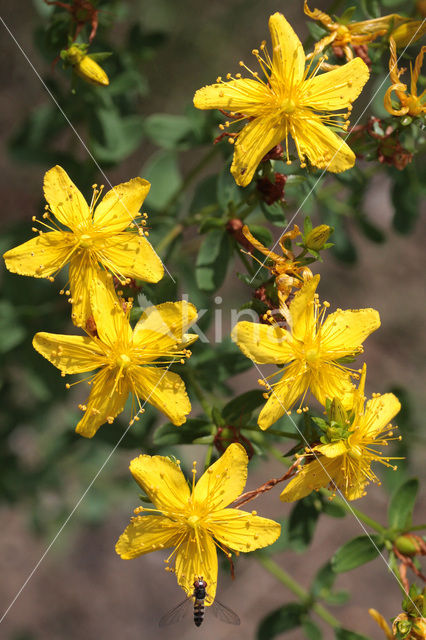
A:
[60,44,109,86]
[394,534,422,557]
[391,20,426,47]
[305,224,332,251]
[329,397,347,425]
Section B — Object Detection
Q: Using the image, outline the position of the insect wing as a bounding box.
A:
[207,596,240,625]
[158,596,192,627]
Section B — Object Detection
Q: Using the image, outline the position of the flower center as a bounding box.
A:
[406,96,423,117]
[305,347,320,364]
[116,354,131,369]
[281,97,297,114]
[79,233,93,249]
[335,25,351,45]
[187,514,200,528]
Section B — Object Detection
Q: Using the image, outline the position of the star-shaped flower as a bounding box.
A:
[193,12,370,186]
[280,365,401,501]
[385,38,425,117]
[231,275,380,430]
[33,273,196,437]
[116,443,281,602]
[3,166,164,327]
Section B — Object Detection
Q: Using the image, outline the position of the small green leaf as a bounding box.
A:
[332,535,384,573]
[217,161,245,211]
[144,113,192,149]
[388,478,419,531]
[257,603,305,640]
[153,418,212,446]
[222,390,266,423]
[302,618,323,640]
[142,150,182,210]
[335,627,373,640]
[195,229,232,291]
[288,494,321,551]
[311,562,336,598]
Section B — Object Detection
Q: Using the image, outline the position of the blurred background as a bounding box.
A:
[0,1,425,638]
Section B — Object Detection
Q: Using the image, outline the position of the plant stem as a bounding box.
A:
[186,368,212,419]
[161,145,220,215]
[257,554,340,628]
[156,223,184,253]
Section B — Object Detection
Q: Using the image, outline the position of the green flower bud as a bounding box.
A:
[329,398,347,425]
[305,224,332,251]
[395,535,422,557]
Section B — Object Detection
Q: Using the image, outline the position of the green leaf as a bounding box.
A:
[217,161,245,211]
[331,535,384,573]
[144,113,193,149]
[335,628,372,640]
[248,225,273,247]
[0,301,26,353]
[260,200,287,226]
[153,418,212,446]
[311,562,337,598]
[195,230,232,291]
[302,618,323,640]
[257,603,305,640]
[222,390,266,423]
[391,167,420,234]
[288,494,321,551]
[356,216,385,243]
[90,107,144,164]
[190,174,218,215]
[142,150,182,210]
[388,478,419,531]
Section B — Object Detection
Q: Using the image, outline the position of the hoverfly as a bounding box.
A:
[159,578,240,628]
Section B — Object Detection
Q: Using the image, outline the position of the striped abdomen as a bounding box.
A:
[194,599,205,627]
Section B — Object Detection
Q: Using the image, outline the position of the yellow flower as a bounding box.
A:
[61,43,109,86]
[116,443,281,602]
[32,272,196,437]
[384,38,426,117]
[231,275,380,430]
[3,166,164,327]
[304,2,424,60]
[280,364,401,501]
[193,12,369,186]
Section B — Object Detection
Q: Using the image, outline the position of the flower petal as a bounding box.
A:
[115,515,180,559]
[280,457,340,502]
[301,57,369,111]
[93,178,150,233]
[32,332,105,374]
[289,274,320,341]
[130,366,191,426]
[321,308,380,357]
[193,78,269,116]
[207,508,280,552]
[194,443,248,510]
[231,115,287,187]
[75,367,129,438]
[291,115,356,173]
[269,12,305,87]
[231,321,294,365]
[129,454,190,512]
[133,301,198,350]
[314,441,349,458]
[309,362,354,407]
[361,393,401,439]
[175,530,218,603]
[43,165,89,229]
[100,232,164,283]
[89,271,132,347]
[258,363,310,430]
[3,231,76,278]
[69,253,99,328]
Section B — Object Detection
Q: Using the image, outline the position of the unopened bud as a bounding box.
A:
[395,534,422,557]
[305,225,332,251]
[391,20,426,47]
[329,397,346,425]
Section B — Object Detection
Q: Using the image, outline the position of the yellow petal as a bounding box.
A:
[68,254,99,328]
[133,301,198,350]
[115,515,180,559]
[258,362,310,430]
[301,58,369,111]
[175,530,218,603]
[93,178,150,233]
[207,508,281,552]
[314,441,349,458]
[309,362,354,408]
[280,457,340,502]
[361,393,401,439]
[100,232,164,283]
[289,274,320,341]
[291,114,356,172]
[193,78,269,115]
[75,367,129,438]
[3,231,76,278]
[368,609,394,640]
[32,332,105,374]
[350,14,406,37]
[129,454,190,512]
[76,56,109,86]
[194,443,248,510]
[231,321,294,365]
[43,165,89,229]
[390,20,426,47]
[89,271,132,347]
[321,308,380,356]
[268,12,305,87]
[131,366,191,426]
[231,115,287,187]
